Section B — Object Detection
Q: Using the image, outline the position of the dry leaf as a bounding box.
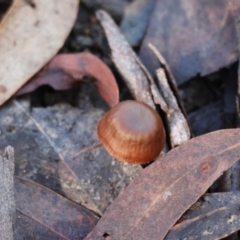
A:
[14,176,98,239]
[140,0,238,85]
[17,53,119,107]
[166,192,240,239]
[0,99,141,215]
[0,0,78,106]
[85,129,240,240]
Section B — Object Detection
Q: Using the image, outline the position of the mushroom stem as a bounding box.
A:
[72,142,102,160]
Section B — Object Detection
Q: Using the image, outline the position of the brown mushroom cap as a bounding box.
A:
[97,100,165,164]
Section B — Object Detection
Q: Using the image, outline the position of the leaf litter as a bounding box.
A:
[166,192,240,239]
[1,1,240,239]
[0,98,141,216]
[85,129,240,240]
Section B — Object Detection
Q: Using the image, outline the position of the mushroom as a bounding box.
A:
[97,100,165,164]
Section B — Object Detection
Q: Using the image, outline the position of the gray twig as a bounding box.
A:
[0,146,15,240]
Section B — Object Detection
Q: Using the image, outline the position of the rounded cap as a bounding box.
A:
[97,100,165,164]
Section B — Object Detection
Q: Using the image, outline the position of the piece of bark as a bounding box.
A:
[0,146,15,240]
[148,43,188,117]
[146,44,190,147]
[156,68,190,147]
[96,10,155,109]
[132,54,168,111]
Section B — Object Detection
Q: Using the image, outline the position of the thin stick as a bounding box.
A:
[0,146,15,240]
[148,43,188,118]
[71,142,102,160]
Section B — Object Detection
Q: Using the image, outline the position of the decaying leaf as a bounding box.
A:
[14,176,98,240]
[166,192,240,239]
[85,129,240,240]
[140,0,238,85]
[0,99,141,215]
[0,0,78,106]
[17,53,119,108]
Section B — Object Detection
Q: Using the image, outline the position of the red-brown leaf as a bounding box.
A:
[85,129,240,240]
[17,53,119,107]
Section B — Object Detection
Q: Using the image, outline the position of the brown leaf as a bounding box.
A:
[166,192,240,239]
[0,0,78,106]
[139,0,238,85]
[14,176,98,239]
[85,129,240,240]
[0,99,141,215]
[17,53,119,108]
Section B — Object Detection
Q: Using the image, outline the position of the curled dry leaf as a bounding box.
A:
[0,0,78,106]
[14,176,98,239]
[96,10,155,109]
[85,129,240,240]
[166,192,240,239]
[17,53,119,107]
